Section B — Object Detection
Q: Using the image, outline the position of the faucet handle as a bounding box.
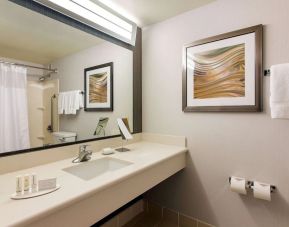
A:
[79,144,90,152]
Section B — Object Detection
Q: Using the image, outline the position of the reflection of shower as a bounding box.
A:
[27,79,59,147]
[39,72,52,82]
[0,60,57,80]
[39,65,58,82]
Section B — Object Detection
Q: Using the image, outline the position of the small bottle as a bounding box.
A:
[16,175,23,195]
[23,174,30,193]
[31,173,37,192]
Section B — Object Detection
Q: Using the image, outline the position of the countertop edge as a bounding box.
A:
[10,147,188,227]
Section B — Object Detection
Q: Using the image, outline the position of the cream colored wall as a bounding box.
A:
[142,0,289,227]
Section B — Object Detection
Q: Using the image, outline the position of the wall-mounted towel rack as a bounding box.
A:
[48,91,85,132]
[229,177,276,193]
[52,91,84,99]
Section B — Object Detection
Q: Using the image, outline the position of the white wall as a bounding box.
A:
[51,41,133,140]
[142,0,289,226]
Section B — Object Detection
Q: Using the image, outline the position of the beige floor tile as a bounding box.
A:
[119,208,133,227]
[147,201,162,219]
[162,208,178,225]
[137,214,162,227]
[157,220,178,227]
[123,213,145,227]
[179,214,197,227]
[197,220,215,227]
[100,216,118,227]
[123,212,162,227]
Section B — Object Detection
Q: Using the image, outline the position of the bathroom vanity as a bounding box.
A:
[0,134,187,227]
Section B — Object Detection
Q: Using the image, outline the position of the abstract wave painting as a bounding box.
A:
[89,72,107,103]
[192,44,245,99]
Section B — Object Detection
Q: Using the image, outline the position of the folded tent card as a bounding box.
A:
[117,118,133,141]
[115,118,133,152]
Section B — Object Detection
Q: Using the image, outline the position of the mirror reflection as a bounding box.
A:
[0,1,133,154]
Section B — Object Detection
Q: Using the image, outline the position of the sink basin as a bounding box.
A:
[62,157,133,180]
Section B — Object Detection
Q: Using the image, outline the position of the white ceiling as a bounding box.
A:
[0,1,103,64]
[98,0,216,27]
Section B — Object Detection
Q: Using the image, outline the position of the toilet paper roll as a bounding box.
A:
[253,181,271,201]
[230,176,247,195]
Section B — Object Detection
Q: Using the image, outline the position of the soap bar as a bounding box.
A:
[102,147,115,155]
[23,174,30,192]
[38,178,57,191]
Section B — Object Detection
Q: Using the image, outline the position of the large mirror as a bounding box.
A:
[0,0,140,155]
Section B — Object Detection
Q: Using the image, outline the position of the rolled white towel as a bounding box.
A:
[270,63,289,119]
[58,92,65,114]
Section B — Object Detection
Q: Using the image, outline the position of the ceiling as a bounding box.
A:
[98,0,216,27]
[0,1,103,65]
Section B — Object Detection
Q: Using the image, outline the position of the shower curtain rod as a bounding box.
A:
[0,60,58,73]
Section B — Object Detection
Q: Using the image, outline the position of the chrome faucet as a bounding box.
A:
[72,145,92,163]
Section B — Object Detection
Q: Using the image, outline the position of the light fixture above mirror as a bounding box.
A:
[32,0,137,45]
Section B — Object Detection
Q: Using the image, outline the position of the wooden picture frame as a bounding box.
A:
[182,25,263,112]
[84,62,113,111]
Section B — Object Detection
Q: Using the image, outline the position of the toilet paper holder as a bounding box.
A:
[229,177,251,189]
[228,177,276,193]
[248,181,276,193]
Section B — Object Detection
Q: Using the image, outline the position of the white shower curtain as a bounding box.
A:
[0,63,30,153]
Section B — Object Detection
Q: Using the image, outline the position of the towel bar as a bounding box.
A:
[48,91,85,132]
[52,91,84,99]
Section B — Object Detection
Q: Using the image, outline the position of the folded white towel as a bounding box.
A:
[270,63,289,119]
[58,92,65,114]
[58,90,84,115]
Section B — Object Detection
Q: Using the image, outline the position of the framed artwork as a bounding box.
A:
[84,62,113,111]
[182,25,263,112]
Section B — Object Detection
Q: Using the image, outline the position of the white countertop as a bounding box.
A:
[0,141,187,227]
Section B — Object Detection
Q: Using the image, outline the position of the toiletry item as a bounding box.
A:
[31,173,37,192]
[102,147,115,155]
[230,176,247,195]
[23,174,30,193]
[38,178,57,191]
[16,175,23,195]
[253,181,271,201]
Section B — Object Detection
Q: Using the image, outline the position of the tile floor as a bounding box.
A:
[123,200,214,227]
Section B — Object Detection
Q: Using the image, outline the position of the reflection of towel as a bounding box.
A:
[270,63,289,119]
[58,90,83,115]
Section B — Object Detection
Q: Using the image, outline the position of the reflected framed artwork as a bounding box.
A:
[84,62,113,111]
[182,25,263,112]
